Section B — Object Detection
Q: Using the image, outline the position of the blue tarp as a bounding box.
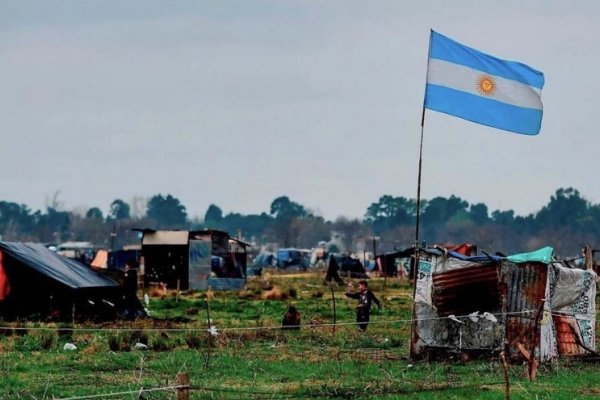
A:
[507,246,554,264]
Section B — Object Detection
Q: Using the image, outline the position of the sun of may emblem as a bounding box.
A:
[476,74,497,96]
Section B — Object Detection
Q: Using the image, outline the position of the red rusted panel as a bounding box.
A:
[432,264,500,316]
[503,262,547,361]
[553,314,585,356]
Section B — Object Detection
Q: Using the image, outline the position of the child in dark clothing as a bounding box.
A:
[282,305,301,330]
[345,280,381,331]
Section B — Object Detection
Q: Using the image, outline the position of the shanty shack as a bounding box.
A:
[135,229,250,291]
[0,242,138,321]
[376,244,475,278]
[410,246,596,363]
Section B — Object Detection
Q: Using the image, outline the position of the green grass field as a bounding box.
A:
[1,272,600,399]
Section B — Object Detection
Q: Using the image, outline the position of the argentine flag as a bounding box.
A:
[424,31,544,135]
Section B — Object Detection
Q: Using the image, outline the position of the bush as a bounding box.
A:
[57,323,73,341]
[37,330,57,350]
[288,287,298,299]
[184,332,203,349]
[108,332,131,352]
[151,331,174,352]
[130,330,148,345]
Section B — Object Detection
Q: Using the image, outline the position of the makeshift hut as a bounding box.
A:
[375,248,414,278]
[276,248,311,270]
[134,229,250,291]
[0,242,143,321]
[325,254,368,282]
[376,244,476,278]
[410,246,596,363]
[92,248,141,271]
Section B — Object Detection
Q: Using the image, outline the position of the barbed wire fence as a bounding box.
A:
[0,309,550,399]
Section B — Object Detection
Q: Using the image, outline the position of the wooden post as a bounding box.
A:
[138,255,145,292]
[584,245,594,270]
[175,372,190,400]
[204,289,212,369]
[517,343,539,381]
[383,255,387,290]
[330,287,337,335]
[500,351,510,400]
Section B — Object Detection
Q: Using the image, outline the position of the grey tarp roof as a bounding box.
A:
[0,242,118,289]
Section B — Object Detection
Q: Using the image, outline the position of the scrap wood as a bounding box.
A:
[516,342,538,380]
[499,351,510,400]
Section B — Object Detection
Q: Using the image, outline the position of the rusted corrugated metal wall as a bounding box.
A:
[411,250,596,363]
[411,250,505,359]
[501,261,556,362]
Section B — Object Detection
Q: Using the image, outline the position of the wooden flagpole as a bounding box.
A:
[410,30,433,360]
[415,107,426,246]
[410,108,426,360]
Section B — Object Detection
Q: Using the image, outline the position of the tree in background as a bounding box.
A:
[270,196,307,247]
[364,195,416,234]
[146,194,188,229]
[108,199,131,221]
[204,204,223,229]
[0,202,36,240]
[420,195,469,242]
[468,203,489,225]
[71,208,110,245]
[294,215,331,249]
[535,188,588,230]
[1,186,599,256]
[85,207,104,220]
[491,209,515,225]
[220,212,273,242]
[34,208,70,243]
[331,217,368,254]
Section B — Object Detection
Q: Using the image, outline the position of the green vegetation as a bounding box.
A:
[1,274,599,399]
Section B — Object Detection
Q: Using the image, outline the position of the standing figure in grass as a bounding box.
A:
[345,280,381,332]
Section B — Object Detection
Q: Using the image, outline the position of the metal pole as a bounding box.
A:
[110,224,117,251]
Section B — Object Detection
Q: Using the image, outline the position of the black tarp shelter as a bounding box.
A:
[0,242,139,321]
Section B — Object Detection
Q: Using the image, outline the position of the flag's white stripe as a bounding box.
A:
[427,58,543,110]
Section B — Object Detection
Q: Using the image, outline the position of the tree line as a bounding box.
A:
[0,187,597,256]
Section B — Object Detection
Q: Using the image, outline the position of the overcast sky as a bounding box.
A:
[1,1,599,221]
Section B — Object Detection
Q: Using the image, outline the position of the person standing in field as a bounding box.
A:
[345,280,381,332]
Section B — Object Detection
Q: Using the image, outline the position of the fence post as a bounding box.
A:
[499,351,510,400]
[175,372,190,400]
[330,286,337,335]
[205,288,212,369]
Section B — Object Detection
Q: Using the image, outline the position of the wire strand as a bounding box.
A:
[0,310,537,333]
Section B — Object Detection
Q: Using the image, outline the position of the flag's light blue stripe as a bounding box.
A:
[430,31,544,90]
[425,84,542,135]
